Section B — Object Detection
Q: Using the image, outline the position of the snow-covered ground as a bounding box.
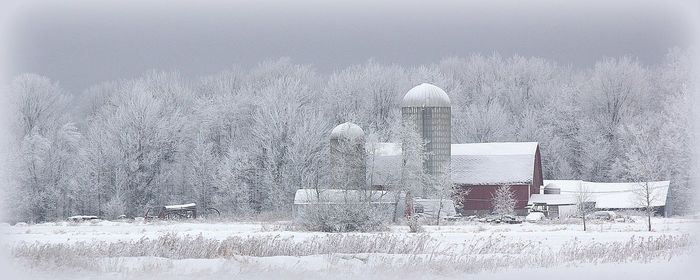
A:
[2,217,698,280]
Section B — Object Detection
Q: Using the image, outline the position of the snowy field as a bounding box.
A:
[2,217,698,280]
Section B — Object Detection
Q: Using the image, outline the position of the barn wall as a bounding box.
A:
[458,184,531,215]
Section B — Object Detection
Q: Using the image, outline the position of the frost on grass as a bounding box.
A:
[11,231,692,274]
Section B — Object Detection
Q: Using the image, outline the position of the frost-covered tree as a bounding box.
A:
[430,163,467,225]
[89,81,185,217]
[184,131,219,211]
[2,50,695,223]
[400,122,429,199]
[491,185,516,217]
[324,61,408,141]
[613,124,668,231]
[7,74,82,222]
[215,147,253,216]
[455,101,515,143]
[10,74,70,138]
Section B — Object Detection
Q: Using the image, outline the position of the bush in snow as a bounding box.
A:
[295,203,388,232]
[406,215,424,233]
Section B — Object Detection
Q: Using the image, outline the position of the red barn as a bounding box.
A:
[370,142,543,216]
[451,142,543,216]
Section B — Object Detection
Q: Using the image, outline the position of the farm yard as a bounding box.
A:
[2,2,699,279]
[2,216,697,279]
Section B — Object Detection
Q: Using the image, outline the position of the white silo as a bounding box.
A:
[401,83,451,179]
[330,122,366,190]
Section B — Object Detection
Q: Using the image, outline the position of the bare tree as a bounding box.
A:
[431,163,470,225]
[433,164,451,225]
[400,122,429,202]
[634,182,663,232]
[575,184,595,231]
[615,124,666,232]
[400,121,429,231]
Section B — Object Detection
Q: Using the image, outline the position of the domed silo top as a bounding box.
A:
[401,83,451,108]
[330,122,365,140]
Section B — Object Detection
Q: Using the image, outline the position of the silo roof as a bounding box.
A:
[401,83,451,108]
[330,122,365,140]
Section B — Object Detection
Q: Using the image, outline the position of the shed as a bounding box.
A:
[533,180,671,216]
[528,194,578,218]
[293,189,401,221]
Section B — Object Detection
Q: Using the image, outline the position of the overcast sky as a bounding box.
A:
[2,0,697,93]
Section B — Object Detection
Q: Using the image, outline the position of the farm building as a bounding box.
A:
[369,142,543,216]
[527,193,578,218]
[451,142,543,216]
[292,189,401,221]
[364,83,544,216]
[307,83,544,217]
[528,180,671,217]
[304,83,672,219]
[401,83,452,179]
[329,122,366,190]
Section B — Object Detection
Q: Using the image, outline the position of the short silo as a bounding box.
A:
[330,122,366,190]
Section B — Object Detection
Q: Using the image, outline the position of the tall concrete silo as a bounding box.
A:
[330,122,366,190]
[401,83,451,178]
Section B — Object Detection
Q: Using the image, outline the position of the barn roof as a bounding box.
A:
[293,189,397,205]
[538,180,670,209]
[369,142,539,186]
[452,142,538,185]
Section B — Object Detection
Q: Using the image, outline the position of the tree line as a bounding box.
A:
[2,50,694,222]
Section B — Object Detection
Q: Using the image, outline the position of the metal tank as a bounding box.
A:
[401,83,451,178]
[329,122,366,190]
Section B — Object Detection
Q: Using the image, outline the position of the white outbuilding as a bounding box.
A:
[529,180,671,217]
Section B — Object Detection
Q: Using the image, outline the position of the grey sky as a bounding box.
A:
[3,0,696,93]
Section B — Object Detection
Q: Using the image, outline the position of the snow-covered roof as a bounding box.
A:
[369,142,539,186]
[401,83,451,108]
[543,180,582,191]
[451,142,538,185]
[294,189,397,205]
[452,142,539,156]
[330,122,364,140]
[540,180,670,209]
[164,203,196,210]
[528,194,577,205]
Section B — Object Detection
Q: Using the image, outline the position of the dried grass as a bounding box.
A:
[11,232,691,274]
